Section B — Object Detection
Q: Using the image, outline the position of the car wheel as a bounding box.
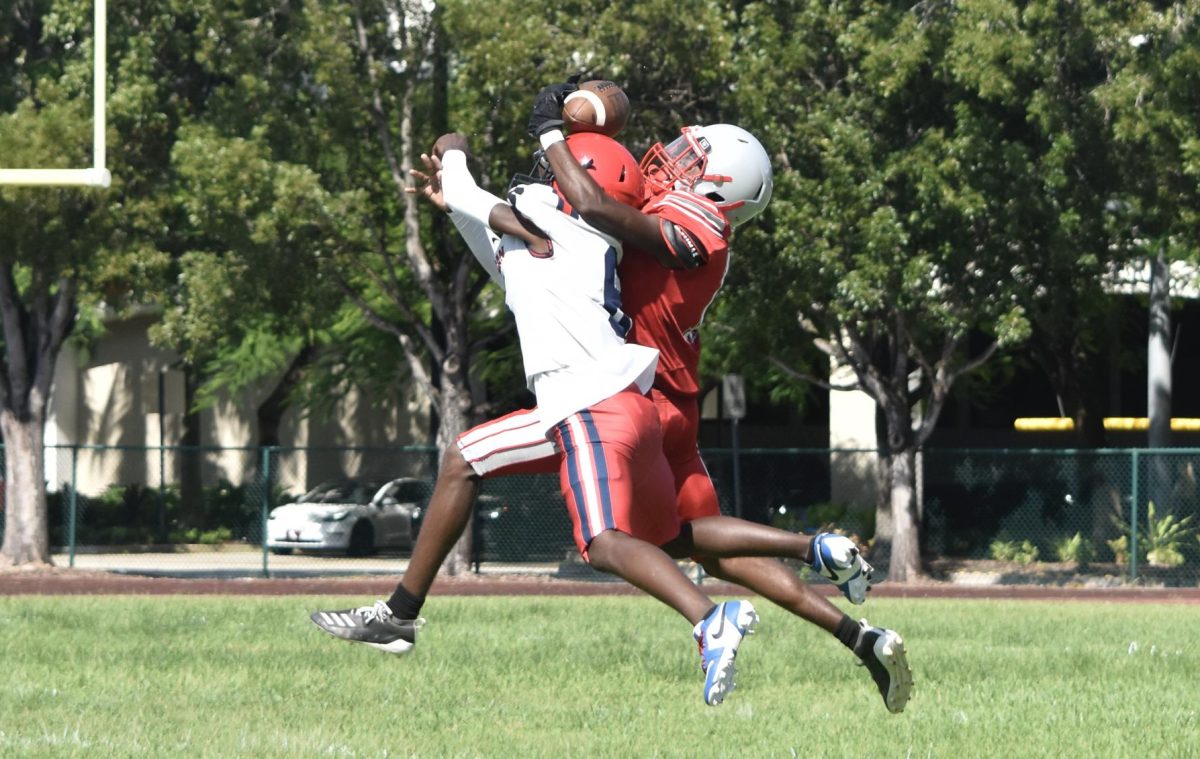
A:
[270,548,294,556]
[347,521,375,557]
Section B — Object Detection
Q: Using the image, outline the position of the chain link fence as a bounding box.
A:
[3,445,1197,586]
[923,448,1200,586]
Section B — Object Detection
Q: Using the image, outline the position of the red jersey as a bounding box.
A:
[618,190,732,398]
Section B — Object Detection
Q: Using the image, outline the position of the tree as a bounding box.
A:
[714,1,1050,580]
[0,0,170,565]
[135,0,720,572]
[1096,2,1200,511]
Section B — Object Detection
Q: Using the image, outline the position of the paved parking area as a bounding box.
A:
[50,548,558,579]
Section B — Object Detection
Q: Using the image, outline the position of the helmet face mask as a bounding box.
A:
[640,124,773,227]
[640,129,710,197]
[508,150,555,192]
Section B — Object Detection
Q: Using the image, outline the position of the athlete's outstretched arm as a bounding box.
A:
[409,151,505,286]
[433,133,548,254]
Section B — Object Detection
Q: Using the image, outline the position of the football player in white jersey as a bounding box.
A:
[315,131,758,706]
[312,92,910,713]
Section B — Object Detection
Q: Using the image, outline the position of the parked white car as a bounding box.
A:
[267,478,431,556]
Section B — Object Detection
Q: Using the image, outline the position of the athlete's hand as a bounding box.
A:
[525,75,580,138]
[432,132,469,159]
[406,152,447,212]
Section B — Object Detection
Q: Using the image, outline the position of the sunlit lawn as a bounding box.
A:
[1,595,1197,757]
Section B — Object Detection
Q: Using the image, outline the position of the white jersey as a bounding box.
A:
[441,154,657,435]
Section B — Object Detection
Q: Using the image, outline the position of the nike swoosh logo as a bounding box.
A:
[710,606,727,640]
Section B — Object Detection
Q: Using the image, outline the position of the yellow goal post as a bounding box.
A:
[0,0,110,188]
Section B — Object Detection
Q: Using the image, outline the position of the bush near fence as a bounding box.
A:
[2,445,1197,585]
[923,448,1200,585]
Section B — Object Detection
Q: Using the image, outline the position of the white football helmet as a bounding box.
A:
[639,124,773,227]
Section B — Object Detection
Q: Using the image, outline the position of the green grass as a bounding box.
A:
[1,595,1198,758]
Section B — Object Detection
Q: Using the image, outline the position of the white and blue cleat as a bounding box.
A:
[692,600,759,706]
[811,532,874,605]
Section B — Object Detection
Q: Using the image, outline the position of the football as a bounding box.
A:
[561,80,631,138]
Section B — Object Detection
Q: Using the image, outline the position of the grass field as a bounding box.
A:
[1,594,1197,758]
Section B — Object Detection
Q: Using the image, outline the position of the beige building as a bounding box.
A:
[44,310,430,497]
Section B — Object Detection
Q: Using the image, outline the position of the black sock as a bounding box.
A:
[386,585,425,620]
[803,540,816,567]
[834,614,861,652]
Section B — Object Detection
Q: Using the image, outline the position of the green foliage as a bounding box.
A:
[1108,535,1130,565]
[767,505,805,535]
[990,538,1040,565]
[48,479,265,546]
[1055,532,1096,566]
[773,500,875,545]
[1142,501,1194,568]
[167,526,234,545]
[7,0,1200,572]
[1111,500,1196,568]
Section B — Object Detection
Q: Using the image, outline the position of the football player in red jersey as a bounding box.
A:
[530,109,910,713]
[311,83,912,713]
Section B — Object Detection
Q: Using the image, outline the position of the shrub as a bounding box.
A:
[768,504,806,534]
[990,538,1039,565]
[1142,502,1193,568]
[168,527,235,545]
[1108,535,1129,565]
[806,501,849,528]
[989,539,1016,561]
[1055,533,1095,566]
[1111,501,1195,569]
[770,500,874,545]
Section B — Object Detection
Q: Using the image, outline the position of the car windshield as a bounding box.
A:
[391,481,432,502]
[298,481,373,505]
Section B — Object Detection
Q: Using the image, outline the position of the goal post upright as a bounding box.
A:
[0,0,111,188]
[94,0,108,180]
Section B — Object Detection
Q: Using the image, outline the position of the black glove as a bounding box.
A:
[525,75,581,138]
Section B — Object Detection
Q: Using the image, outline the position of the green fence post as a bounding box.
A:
[261,447,272,579]
[68,445,79,568]
[1130,449,1139,582]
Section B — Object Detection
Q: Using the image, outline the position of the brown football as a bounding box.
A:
[561,80,631,137]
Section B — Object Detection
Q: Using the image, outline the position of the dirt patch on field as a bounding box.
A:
[2,566,1198,603]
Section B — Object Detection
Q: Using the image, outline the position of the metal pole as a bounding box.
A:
[261,446,272,578]
[94,0,107,174]
[158,370,167,543]
[1130,449,1139,582]
[731,416,743,519]
[68,446,78,568]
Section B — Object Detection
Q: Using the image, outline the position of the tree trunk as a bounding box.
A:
[870,407,895,569]
[434,370,474,576]
[0,268,75,568]
[887,446,923,581]
[1146,247,1172,515]
[1147,247,1172,449]
[875,392,925,582]
[257,345,315,449]
[0,409,51,567]
[423,4,479,578]
[178,369,204,531]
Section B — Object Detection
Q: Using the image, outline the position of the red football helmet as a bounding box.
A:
[556,132,645,209]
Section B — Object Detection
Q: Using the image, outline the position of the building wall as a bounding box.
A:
[45,313,429,496]
[828,361,879,516]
